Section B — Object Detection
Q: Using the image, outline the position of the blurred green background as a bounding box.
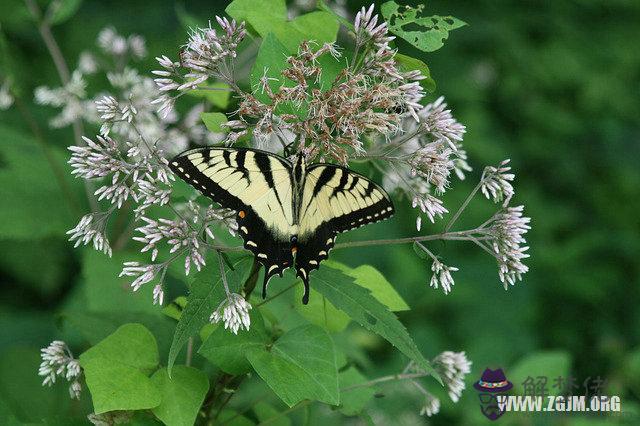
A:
[1,0,639,424]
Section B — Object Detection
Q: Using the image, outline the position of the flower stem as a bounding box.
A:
[341,372,432,392]
[444,180,483,233]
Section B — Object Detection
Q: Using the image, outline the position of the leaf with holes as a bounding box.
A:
[381,1,466,53]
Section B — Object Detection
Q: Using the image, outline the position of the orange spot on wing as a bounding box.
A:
[238,210,246,218]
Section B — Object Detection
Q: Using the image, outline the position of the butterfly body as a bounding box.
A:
[170,147,394,304]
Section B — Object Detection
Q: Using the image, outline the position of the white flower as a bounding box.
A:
[0,81,14,110]
[417,96,467,151]
[419,392,441,417]
[488,205,531,288]
[413,193,448,227]
[153,284,164,305]
[66,212,113,257]
[429,259,458,294]
[119,262,159,291]
[210,293,252,334]
[481,159,515,204]
[432,351,472,402]
[38,340,83,399]
[78,52,98,74]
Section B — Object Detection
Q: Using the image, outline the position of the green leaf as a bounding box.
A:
[253,402,291,426]
[509,351,572,396]
[249,33,291,107]
[273,12,340,53]
[381,1,466,53]
[49,0,83,25]
[0,125,79,239]
[226,0,287,36]
[218,409,255,426]
[188,82,232,109]
[162,296,187,321]
[317,0,354,31]
[395,53,436,93]
[199,310,269,374]
[312,266,437,379]
[338,367,375,416]
[79,324,161,413]
[168,256,242,373]
[327,261,410,312]
[294,286,351,332]
[150,366,209,426]
[246,324,339,407]
[200,112,228,133]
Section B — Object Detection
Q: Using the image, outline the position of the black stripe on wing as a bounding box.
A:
[169,147,294,299]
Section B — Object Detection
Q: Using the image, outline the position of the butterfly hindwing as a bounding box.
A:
[170,147,295,296]
[295,164,395,302]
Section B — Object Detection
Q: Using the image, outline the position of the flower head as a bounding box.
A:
[488,206,531,288]
[481,159,515,204]
[210,293,252,334]
[38,340,83,399]
[429,259,458,294]
[432,351,472,402]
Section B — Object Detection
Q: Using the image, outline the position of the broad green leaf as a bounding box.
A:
[249,33,292,108]
[199,310,269,374]
[273,12,340,53]
[294,286,351,332]
[226,0,287,36]
[189,82,231,109]
[253,402,291,426]
[79,324,161,413]
[80,323,159,374]
[509,351,572,396]
[150,366,209,426]
[0,125,79,239]
[312,266,437,379]
[338,367,375,416]
[49,0,83,25]
[200,112,228,133]
[246,324,339,407]
[381,1,466,53]
[395,53,436,93]
[327,261,410,311]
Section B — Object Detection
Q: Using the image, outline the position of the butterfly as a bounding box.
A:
[169,147,394,304]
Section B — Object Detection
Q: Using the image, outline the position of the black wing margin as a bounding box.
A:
[295,164,395,303]
[169,147,295,297]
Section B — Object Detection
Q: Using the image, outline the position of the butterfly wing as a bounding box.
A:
[295,164,395,303]
[169,147,295,296]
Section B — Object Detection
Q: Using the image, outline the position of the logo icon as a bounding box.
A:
[474,368,513,420]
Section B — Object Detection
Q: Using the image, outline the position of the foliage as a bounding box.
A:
[0,0,638,425]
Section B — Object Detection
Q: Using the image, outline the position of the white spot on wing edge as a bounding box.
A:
[246,241,257,247]
[240,226,248,234]
[309,260,318,266]
[268,265,278,273]
[258,253,267,259]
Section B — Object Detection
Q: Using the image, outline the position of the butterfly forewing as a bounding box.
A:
[169,147,295,294]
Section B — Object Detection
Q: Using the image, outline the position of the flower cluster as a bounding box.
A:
[432,351,472,402]
[487,205,531,287]
[0,79,14,110]
[38,340,83,399]
[210,292,252,334]
[151,17,245,117]
[405,351,472,417]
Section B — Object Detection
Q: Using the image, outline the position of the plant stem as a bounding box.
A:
[24,0,98,211]
[341,372,432,392]
[185,337,193,367]
[333,230,478,249]
[444,180,483,233]
[255,281,299,307]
